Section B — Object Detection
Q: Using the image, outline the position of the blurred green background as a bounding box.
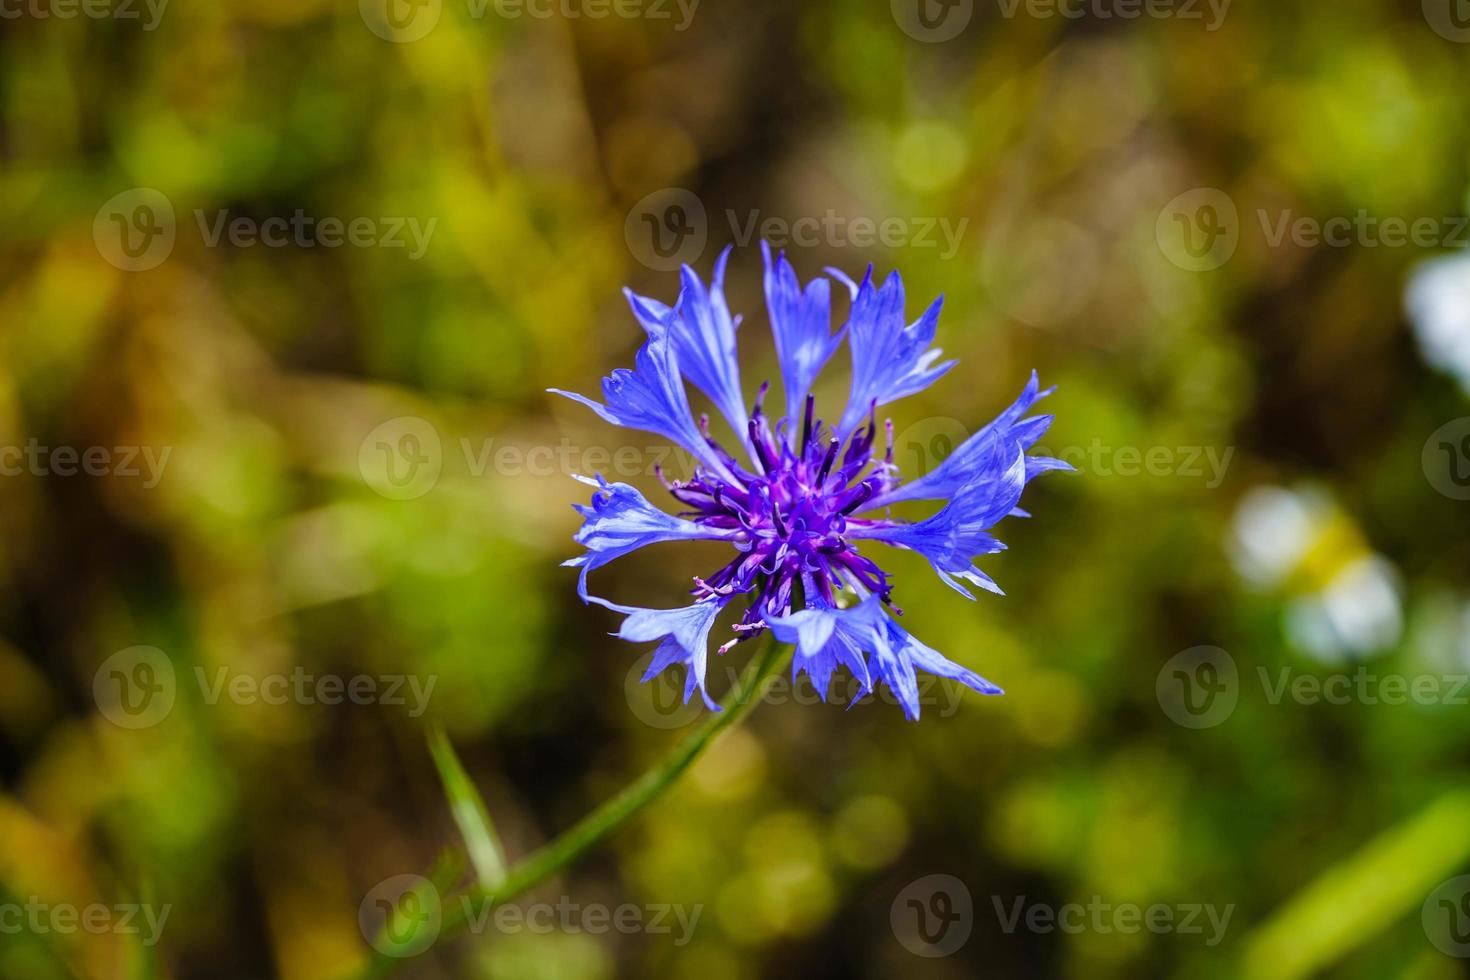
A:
[4,0,1470,977]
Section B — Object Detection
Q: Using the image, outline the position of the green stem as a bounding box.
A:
[355,635,791,978]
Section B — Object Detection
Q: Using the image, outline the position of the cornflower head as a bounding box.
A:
[551,243,1069,719]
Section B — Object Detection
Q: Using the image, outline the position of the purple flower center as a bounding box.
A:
[661,386,901,635]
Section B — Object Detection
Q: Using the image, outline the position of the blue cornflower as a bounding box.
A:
[551,243,1069,719]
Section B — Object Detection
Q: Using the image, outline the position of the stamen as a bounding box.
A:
[748,419,775,474]
[771,502,789,538]
[801,394,815,453]
[815,437,840,487]
[692,576,738,597]
[839,482,873,515]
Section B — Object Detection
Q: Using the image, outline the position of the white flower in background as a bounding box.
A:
[1228,485,1403,663]
[1406,253,1470,396]
[1284,556,1403,664]
[1228,485,1326,589]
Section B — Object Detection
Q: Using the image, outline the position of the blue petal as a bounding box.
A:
[590,597,729,710]
[564,474,737,603]
[833,267,956,438]
[765,596,873,701]
[869,609,1002,721]
[762,242,843,427]
[1025,455,1075,480]
[625,246,749,442]
[875,371,1068,507]
[549,334,742,485]
[850,442,1028,599]
[770,596,1001,720]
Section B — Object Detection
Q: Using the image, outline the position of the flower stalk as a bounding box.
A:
[353,635,791,978]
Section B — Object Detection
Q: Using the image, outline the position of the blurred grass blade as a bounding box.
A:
[427,725,507,890]
[1240,788,1470,980]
